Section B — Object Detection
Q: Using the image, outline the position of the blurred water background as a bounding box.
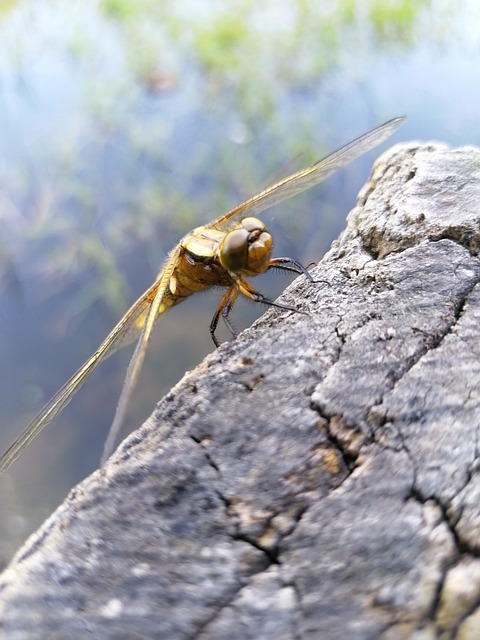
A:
[1,0,479,565]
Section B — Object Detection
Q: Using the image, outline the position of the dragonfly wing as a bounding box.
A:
[101,245,181,463]
[210,117,405,232]
[0,251,179,474]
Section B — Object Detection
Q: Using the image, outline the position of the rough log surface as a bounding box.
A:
[1,142,480,639]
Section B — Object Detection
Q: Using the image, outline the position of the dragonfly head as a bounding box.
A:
[219,217,273,275]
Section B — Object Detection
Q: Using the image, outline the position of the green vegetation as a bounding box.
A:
[0,0,20,19]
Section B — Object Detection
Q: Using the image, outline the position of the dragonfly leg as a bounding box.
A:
[235,276,298,314]
[210,276,299,347]
[268,256,331,288]
[210,287,239,347]
[267,256,314,282]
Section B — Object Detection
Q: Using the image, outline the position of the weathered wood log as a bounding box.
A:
[1,141,480,639]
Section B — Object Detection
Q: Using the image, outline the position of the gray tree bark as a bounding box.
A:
[1,141,480,639]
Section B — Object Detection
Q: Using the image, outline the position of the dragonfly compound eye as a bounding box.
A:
[220,217,274,274]
[240,217,266,233]
[220,228,249,272]
[246,229,272,273]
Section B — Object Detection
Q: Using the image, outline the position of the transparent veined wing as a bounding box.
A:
[0,246,181,474]
[210,117,405,232]
[101,246,181,463]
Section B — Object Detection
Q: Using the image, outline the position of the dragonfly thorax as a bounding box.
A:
[219,217,272,275]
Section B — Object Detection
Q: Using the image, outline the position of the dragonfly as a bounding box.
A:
[0,116,405,474]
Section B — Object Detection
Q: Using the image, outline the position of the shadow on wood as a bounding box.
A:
[1,141,480,639]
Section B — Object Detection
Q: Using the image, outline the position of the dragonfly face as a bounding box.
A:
[0,116,405,473]
[218,217,273,275]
